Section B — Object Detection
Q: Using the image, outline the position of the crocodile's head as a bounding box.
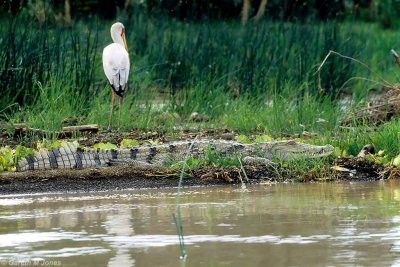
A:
[261,140,334,159]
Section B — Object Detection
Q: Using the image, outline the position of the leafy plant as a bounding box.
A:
[120,139,140,147]
[92,142,118,150]
[0,145,34,172]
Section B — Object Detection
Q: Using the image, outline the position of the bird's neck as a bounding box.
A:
[111,33,126,51]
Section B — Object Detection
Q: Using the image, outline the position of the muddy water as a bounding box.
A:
[1,181,400,267]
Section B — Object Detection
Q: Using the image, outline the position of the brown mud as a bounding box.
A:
[0,157,392,195]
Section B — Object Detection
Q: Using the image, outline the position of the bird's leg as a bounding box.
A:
[118,96,123,131]
[107,90,115,131]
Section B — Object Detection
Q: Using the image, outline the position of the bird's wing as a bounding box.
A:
[119,65,129,88]
[102,43,130,96]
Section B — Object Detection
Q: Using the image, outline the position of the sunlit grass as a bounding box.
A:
[331,118,400,159]
[276,156,334,182]
[1,13,400,160]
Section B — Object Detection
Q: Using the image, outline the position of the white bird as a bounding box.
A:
[102,22,130,131]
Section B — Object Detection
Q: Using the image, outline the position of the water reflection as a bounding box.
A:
[0,181,399,266]
[105,206,135,267]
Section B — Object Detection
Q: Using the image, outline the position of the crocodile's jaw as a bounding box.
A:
[262,141,334,159]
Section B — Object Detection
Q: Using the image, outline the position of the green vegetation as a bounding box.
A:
[0,145,34,172]
[0,139,74,172]
[275,157,334,182]
[171,146,241,169]
[1,11,400,171]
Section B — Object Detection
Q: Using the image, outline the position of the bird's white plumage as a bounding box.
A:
[103,43,130,96]
[102,22,130,97]
[102,22,130,130]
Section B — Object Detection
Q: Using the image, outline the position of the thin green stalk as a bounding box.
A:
[173,135,198,260]
[0,103,19,114]
[237,157,248,189]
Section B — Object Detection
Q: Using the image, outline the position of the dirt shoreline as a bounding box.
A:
[0,158,389,195]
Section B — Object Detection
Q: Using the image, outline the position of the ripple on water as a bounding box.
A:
[101,233,332,248]
[0,231,92,248]
[0,247,110,260]
[0,231,109,260]
[0,198,34,206]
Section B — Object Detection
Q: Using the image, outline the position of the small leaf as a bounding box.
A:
[93,142,117,150]
[36,139,52,150]
[235,134,251,144]
[120,139,139,147]
[393,155,400,167]
[145,139,161,145]
[0,150,13,166]
[7,166,16,172]
[376,155,390,165]
[255,134,273,143]
[334,147,342,157]
[71,140,80,148]
[15,145,34,159]
[365,154,375,161]
[50,140,63,149]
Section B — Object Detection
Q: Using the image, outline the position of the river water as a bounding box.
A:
[1,181,400,267]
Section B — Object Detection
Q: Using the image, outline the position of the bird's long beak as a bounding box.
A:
[121,29,128,52]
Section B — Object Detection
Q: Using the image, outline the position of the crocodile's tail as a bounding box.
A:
[15,141,188,172]
[16,143,109,171]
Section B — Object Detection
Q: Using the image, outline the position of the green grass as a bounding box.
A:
[331,118,400,159]
[2,13,400,162]
[275,157,334,182]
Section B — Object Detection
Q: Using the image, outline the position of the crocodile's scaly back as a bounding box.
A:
[258,140,334,159]
[17,143,104,171]
[16,140,248,171]
[16,140,334,172]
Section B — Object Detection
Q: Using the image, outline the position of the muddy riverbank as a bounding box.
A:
[0,127,395,194]
[0,157,388,195]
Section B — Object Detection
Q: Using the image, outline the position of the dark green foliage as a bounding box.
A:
[0,14,100,110]
[147,0,346,21]
[0,12,363,114]
[129,17,362,97]
[378,0,400,29]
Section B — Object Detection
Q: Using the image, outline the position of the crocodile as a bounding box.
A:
[16,140,334,172]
